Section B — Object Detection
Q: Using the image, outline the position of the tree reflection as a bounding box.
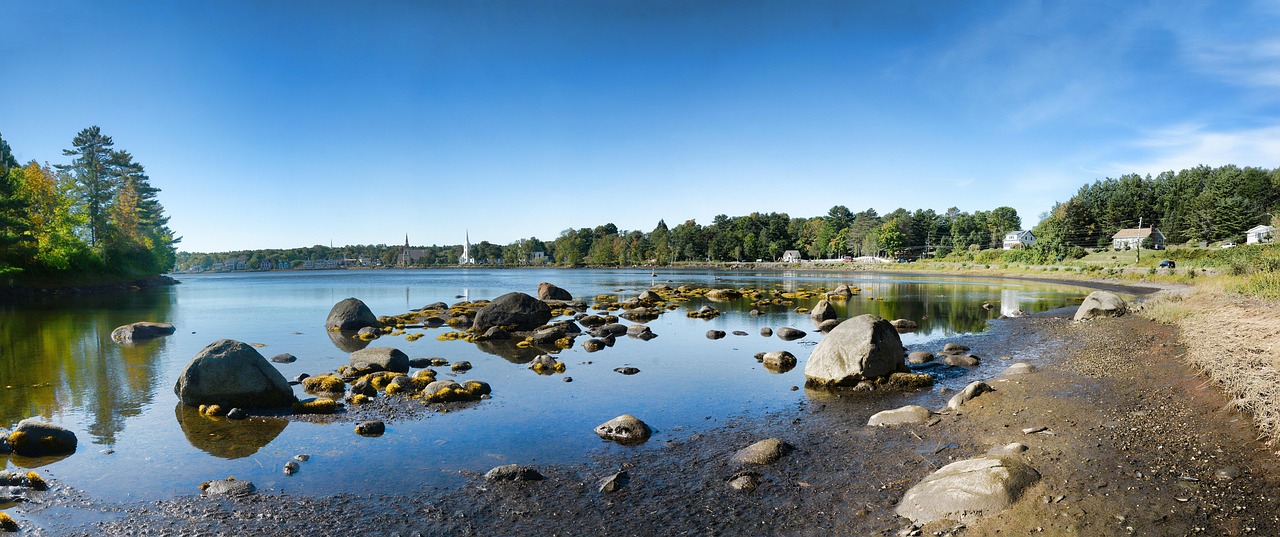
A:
[0,290,173,446]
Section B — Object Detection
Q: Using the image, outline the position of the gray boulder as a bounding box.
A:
[810,300,837,323]
[8,418,78,457]
[473,292,552,332]
[594,414,652,444]
[731,438,793,465]
[803,314,908,387]
[269,353,297,364]
[895,456,1041,524]
[946,381,994,411]
[776,327,806,341]
[349,347,410,374]
[173,339,296,409]
[907,351,934,364]
[110,322,175,343]
[537,282,573,301]
[325,297,379,331]
[867,405,932,427]
[1074,290,1128,321]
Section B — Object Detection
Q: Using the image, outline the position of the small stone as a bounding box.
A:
[760,327,773,337]
[451,361,472,372]
[598,471,629,493]
[1021,426,1048,435]
[987,443,1029,456]
[563,377,573,382]
[283,461,300,476]
[728,471,761,491]
[706,330,726,340]
[293,454,310,462]
[732,438,793,465]
[201,477,256,497]
[595,414,652,444]
[270,353,297,363]
[614,367,640,375]
[1214,466,1240,481]
[226,408,247,420]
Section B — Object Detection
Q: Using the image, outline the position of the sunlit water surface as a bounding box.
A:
[0,268,1090,500]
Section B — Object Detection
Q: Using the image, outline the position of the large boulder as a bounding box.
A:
[173,339,297,409]
[8,418,78,457]
[326,298,379,331]
[110,322,176,343]
[1073,290,1128,321]
[473,292,552,332]
[810,300,837,324]
[804,314,908,387]
[896,456,1041,525]
[537,282,573,301]
[349,347,410,374]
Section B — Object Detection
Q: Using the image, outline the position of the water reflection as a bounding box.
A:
[327,330,372,352]
[173,405,288,459]
[0,291,172,446]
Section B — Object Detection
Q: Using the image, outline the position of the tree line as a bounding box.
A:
[1034,165,1280,251]
[0,127,179,280]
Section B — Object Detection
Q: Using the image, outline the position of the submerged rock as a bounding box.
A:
[201,477,256,497]
[485,464,543,482]
[8,419,78,457]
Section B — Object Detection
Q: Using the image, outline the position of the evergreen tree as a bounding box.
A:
[56,126,119,251]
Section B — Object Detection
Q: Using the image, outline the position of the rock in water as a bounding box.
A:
[810,300,837,323]
[8,418,78,457]
[110,322,176,343]
[804,314,908,387]
[537,282,573,301]
[201,477,256,497]
[173,339,296,409]
[762,351,798,373]
[473,292,552,332]
[325,297,379,331]
[349,347,410,374]
[896,456,1040,525]
[731,438,793,465]
[595,414,652,444]
[355,420,386,436]
[867,405,933,427]
[775,327,806,341]
[1073,290,1128,321]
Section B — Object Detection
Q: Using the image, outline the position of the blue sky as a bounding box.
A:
[3,0,1279,253]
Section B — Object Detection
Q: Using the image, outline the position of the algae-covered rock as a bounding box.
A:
[7,419,78,457]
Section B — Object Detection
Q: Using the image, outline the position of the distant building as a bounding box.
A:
[459,230,476,265]
[781,250,802,262]
[1002,230,1036,250]
[1112,226,1165,250]
[1246,225,1275,244]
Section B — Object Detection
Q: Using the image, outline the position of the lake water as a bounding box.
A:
[0,268,1091,501]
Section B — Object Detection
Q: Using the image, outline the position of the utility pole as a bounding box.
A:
[1136,217,1142,263]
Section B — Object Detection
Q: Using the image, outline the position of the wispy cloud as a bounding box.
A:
[1111,123,1280,174]
[1186,37,1280,89]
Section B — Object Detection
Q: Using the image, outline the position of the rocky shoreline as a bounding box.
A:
[12,279,1280,535]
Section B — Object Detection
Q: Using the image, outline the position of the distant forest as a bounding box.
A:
[175,163,1280,271]
[0,129,179,280]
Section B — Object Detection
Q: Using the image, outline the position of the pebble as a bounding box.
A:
[283,461,300,476]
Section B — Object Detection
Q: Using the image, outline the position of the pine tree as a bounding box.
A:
[56,126,119,251]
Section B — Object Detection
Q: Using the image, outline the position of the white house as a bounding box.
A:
[780,250,802,262]
[1112,226,1165,250]
[1002,230,1036,250]
[1246,225,1275,244]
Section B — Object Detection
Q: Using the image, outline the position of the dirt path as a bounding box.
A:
[16,298,1280,536]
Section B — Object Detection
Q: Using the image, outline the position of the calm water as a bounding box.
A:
[0,268,1090,501]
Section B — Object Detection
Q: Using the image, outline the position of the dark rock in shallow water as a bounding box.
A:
[355,420,385,437]
[349,347,410,374]
[408,357,432,368]
[706,330,726,340]
[8,418,78,457]
[173,339,296,409]
[775,327,806,341]
[537,282,573,301]
[595,414,652,444]
[111,322,176,343]
[614,367,640,375]
[326,297,379,331]
[485,464,543,482]
[269,353,297,364]
[731,438,793,465]
[473,292,552,332]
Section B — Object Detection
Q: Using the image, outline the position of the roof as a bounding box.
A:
[1247,225,1275,234]
[782,250,800,255]
[1112,227,1160,239]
